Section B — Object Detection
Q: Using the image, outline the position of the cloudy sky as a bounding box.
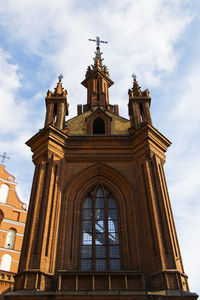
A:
[0,0,199,294]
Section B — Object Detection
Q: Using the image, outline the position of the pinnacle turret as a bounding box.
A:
[81,38,114,110]
[87,36,110,78]
[46,76,67,98]
[44,75,68,129]
[128,75,152,130]
[128,76,150,98]
[85,47,110,78]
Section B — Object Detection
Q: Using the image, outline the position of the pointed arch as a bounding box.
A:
[85,109,112,135]
[59,163,138,271]
[93,117,105,134]
[81,184,120,271]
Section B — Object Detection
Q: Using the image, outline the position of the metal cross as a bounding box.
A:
[89,36,108,48]
[58,74,63,82]
[132,73,137,81]
[0,152,10,165]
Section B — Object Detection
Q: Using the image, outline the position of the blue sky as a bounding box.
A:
[0,0,199,294]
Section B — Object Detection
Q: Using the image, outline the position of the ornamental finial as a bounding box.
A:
[132,73,137,81]
[58,74,63,82]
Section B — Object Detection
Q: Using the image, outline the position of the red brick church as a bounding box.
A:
[5,37,198,300]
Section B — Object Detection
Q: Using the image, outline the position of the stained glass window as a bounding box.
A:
[81,186,120,271]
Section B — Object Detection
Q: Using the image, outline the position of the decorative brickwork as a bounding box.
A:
[5,46,198,300]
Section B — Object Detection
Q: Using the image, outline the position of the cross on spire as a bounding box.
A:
[89,36,108,49]
[0,152,10,165]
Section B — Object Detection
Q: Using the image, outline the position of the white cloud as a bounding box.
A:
[0,49,22,130]
[0,0,194,86]
[171,75,200,132]
[0,48,44,206]
[162,59,200,294]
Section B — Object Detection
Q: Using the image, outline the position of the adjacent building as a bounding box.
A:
[0,165,27,294]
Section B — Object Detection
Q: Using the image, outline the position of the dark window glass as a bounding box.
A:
[96,198,104,209]
[108,210,118,220]
[109,246,120,258]
[83,209,92,220]
[96,259,106,271]
[93,118,105,134]
[110,259,120,271]
[108,232,119,245]
[82,246,92,258]
[107,198,116,209]
[96,188,103,197]
[81,259,92,271]
[83,221,92,232]
[95,233,105,245]
[84,197,92,209]
[81,186,120,271]
[95,209,105,220]
[96,246,106,258]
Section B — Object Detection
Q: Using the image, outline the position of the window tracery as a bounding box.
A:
[81,185,120,271]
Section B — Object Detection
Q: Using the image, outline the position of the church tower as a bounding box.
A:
[6,38,198,300]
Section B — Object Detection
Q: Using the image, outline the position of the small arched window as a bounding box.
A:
[5,228,16,249]
[0,254,12,271]
[93,118,105,135]
[81,186,120,271]
[0,184,9,203]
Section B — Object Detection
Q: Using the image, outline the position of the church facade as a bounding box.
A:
[0,164,27,295]
[6,41,198,299]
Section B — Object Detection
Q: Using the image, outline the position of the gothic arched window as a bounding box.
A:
[93,118,105,134]
[81,186,120,271]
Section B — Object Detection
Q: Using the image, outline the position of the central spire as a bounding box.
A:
[93,46,103,70]
[81,37,114,110]
[89,36,108,71]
